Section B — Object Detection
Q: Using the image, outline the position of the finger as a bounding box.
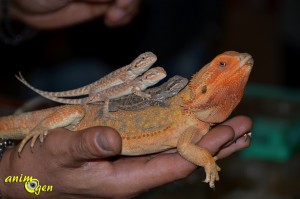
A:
[105,11,138,27]
[197,125,235,155]
[109,126,237,193]
[108,152,196,195]
[44,126,122,166]
[11,0,71,13]
[15,2,110,29]
[70,126,122,161]
[104,0,140,27]
[213,115,252,158]
[220,115,252,148]
[114,0,137,8]
[215,133,251,159]
[221,115,253,139]
[104,7,127,26]
[84,0,113,2]
[107,118,251,193]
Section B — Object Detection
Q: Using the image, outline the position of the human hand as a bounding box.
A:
[0,115,252,199]
[8,0,141,29]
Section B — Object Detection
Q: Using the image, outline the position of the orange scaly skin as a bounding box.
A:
[0,51,253,188]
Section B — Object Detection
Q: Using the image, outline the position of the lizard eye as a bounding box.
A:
[219,61,226,67]
[146,72,156,79]
[133,56,147,68]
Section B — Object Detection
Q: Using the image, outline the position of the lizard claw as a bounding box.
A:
[29,132,42,152]
[203,162,221,189]
[39,130,50,143]
[18,134,33,154]
[243,132,252,141]
[18,127,48,154]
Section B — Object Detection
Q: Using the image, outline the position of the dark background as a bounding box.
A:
[2,0,299,98]
[1,0,300,198]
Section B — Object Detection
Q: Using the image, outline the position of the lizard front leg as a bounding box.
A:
[177,125,220,188]
[18,105,85,154]
[101,99,114,118]
[132,86,151,99]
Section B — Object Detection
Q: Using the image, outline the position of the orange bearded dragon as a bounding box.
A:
[0,51,253,188]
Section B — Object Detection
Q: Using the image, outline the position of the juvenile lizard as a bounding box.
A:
[108,75,188,111]
[16,51,157,98]
[13,75,187,115]
[16,67,167,116]
[0,51,253,188]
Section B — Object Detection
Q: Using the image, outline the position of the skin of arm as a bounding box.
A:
[6,0,141,29]
[0,115,252,199]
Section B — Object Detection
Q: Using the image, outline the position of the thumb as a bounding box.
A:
[67,126,122,163]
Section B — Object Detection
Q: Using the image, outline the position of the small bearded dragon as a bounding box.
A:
[13,75,188,114]
[17,67,167,116]
[16,51,157,98]
[0,51,253,188]
[108,75,188,111]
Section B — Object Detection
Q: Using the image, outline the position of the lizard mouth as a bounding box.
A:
[239,53,254,68]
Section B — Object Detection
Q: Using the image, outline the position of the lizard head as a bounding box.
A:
[141,67,167,87]
[184,51,253,123]
[130,52,158,75]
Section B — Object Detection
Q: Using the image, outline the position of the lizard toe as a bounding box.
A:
[30,133,40,149]
[203,162,220,189]
[18,131,37,154]
[39,130,49,143]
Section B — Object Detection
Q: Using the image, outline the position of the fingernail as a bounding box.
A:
[96,134,112,152]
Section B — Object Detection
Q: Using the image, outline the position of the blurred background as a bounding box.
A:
[1,0,300,198]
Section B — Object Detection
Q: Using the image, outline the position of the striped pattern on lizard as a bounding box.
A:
[108,75,188,111]
[16,67,167,116]
[16,51,157,98]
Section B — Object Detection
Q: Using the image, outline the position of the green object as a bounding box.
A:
[237,83,300,161]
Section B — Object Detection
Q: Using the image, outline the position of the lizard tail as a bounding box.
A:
[15,72,90,97]
[15,72,85,104]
